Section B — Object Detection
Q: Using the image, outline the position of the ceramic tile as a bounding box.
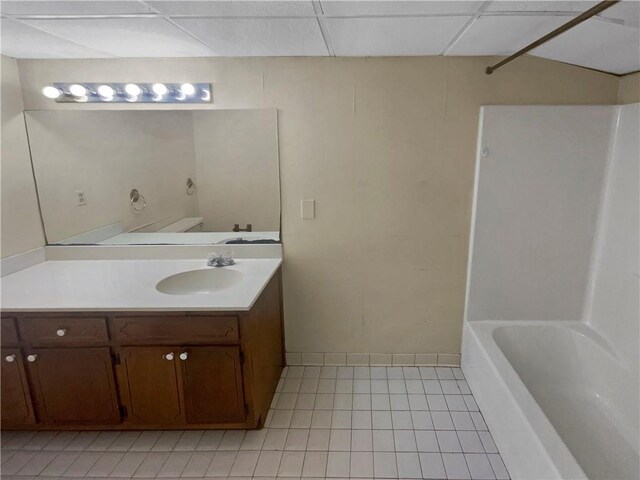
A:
[415,430,439,452]
[373,451,397,478]
[326,451,350,477]
[301,451,327,477]
[396,452,422,478]
[372,430,395,452]
[349,451,373,478]
[347,354,370,366]
[419,452,447,479]
[3,368,509,480]
[442,452,471,479]
[254,450,282,477]
[284,429,309,451]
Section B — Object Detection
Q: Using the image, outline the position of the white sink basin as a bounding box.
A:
[156,268,243,295]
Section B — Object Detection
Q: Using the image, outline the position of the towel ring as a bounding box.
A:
[186,177,196,195]
[130,188,146,213]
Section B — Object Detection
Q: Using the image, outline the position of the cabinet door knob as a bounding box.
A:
[27,354,38,362]
[56,328,67,337]
[163,353,174,361]
[5,355,16,363]
[179,352,188,361]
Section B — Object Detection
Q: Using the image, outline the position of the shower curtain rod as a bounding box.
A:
[485,0,621,75]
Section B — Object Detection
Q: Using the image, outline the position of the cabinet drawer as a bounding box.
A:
[20,317,108,346]
[110,316,239,345]
[1,318,19,346]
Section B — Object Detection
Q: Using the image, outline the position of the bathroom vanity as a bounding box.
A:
[0,258,284,431]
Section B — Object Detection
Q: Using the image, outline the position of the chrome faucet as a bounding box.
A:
[207,252,235,267]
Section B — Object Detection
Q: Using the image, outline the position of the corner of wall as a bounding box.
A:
[1,54,47,258]
[617,72,640,105]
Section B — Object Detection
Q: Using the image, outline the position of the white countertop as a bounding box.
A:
[0,258,281,312]
[97,231,280,245]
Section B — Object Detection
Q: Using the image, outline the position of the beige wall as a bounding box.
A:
[0,55,45,257]
[193,109,280,232]
[14,56,620,354]
[618,72,640,104]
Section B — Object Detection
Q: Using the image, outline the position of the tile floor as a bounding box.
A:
[1,366,509,480]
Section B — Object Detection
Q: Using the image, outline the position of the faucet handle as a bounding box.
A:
[207,252,221,266]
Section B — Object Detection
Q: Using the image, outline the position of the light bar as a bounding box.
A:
[42,83,212,103]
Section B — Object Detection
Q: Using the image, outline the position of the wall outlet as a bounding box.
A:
[76,190,87,206]
[301,199,315,219]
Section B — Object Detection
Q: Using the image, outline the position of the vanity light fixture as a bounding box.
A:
[68,84,87,97]
[97,85,115,101]
[180,83,196,96]
[151,83,168,101]
[41,85,62,99]
[40,83,213,103]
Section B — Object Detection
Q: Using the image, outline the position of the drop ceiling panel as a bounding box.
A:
[148,1,316,17]
[448,15,572,55]
[598,1,640,28]
[0,1,152,16]
[321,1,483,17]
[532,20,640,74]
[0,18,113,58]
[18,17,216,57]
[484,1,597,13]
[172,17,328,56]
[326,16,470,56]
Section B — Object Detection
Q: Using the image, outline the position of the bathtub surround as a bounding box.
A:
[463,105,639,480]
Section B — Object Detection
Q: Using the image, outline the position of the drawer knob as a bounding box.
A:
[27,354,38,363]
[56,328,67,337]
[5,355,16,363]
[163,353,174,361]
[179,352,188,361]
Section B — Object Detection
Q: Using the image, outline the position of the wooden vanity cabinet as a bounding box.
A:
[27,348,120,425]
[1,348,36,427]
[1,319,35,427]
[0,269,284,430]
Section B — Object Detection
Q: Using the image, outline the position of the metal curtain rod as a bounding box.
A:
[486,0,621,74]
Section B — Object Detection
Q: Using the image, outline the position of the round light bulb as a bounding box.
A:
[97,85,115,98]
[152,83,168,96]
[201,89,211,101]
[124,83,142,97]
[180,83,195,96]
[69,84,87,97]
[42,85,61,99]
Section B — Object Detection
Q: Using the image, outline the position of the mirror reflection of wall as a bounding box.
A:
[24,109,280,245]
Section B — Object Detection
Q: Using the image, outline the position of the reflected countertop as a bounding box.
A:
[0,258,282,312]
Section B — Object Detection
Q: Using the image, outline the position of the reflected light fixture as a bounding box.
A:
[40,83,212,103]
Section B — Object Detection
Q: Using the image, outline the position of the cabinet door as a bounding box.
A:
[1,349,36,426]
[180,346,245,424]
[118,347,184,425]
[27,348,119,425]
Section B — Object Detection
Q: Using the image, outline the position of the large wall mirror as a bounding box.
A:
[24,109,280,245]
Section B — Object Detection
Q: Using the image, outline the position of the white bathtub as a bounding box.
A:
[462,320,639,480]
